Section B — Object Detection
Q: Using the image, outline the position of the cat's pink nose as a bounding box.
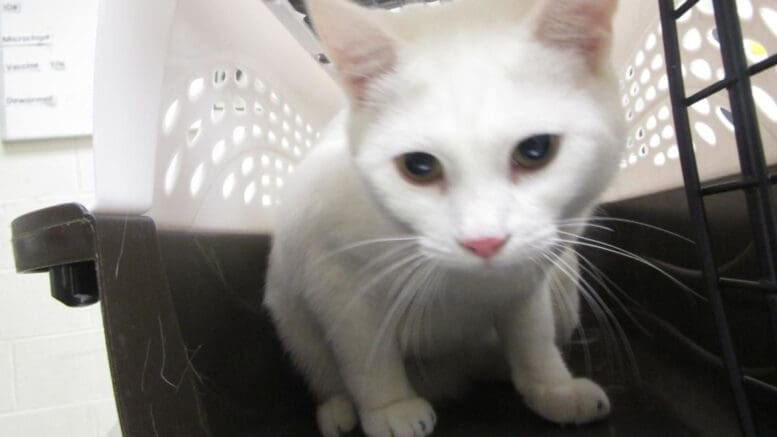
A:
[460,237,506,259]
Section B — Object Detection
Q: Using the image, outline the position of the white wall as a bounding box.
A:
[0,137,120,436]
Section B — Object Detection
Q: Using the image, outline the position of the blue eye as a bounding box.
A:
[397,152,443,184]
[512,134,558,169]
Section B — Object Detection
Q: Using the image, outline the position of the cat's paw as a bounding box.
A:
[360,397,436,437]
[317,395,358,437]
[522,377,610,425]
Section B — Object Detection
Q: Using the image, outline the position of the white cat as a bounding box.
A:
[264,0,624,436]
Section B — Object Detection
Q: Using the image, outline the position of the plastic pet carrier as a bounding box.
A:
[9,0,777,435]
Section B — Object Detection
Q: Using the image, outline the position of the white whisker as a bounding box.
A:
[559,216,695,245]
[316,236,420,264]
[554,231,706,301]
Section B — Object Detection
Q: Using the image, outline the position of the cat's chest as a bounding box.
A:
[394,287,500,357]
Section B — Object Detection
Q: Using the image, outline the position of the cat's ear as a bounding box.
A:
[534,0,618,73]
[306,0,397,103]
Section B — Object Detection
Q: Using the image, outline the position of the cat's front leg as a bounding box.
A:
[321,297,436,437]
[496,286,610,425]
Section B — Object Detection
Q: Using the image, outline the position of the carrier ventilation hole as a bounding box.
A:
[244,182,257,204]
[163,100,180,134]
[255,102,264,115]
[647,116,658,130]
[667,145,680,160]
[276,177,284,188]
[658,74,668,91]
[261,155,270,167]
[635,50,645,67]
[662,125,675,140]
[242,157,255,175]
[187,120,202,146]
[190,163,205,196]
[214,69,227,88]
[763,7,777,38]
[270,92,280,106]
[628,153,637,165]
[283,121,291,133]
[281,137,290,150]
[645,86,657,102]
[253,125,263,137]
[295,114,304,126]
[268,131,277,144]
[164,153,181,195]
[212,140,226,163]
[212,102,226,123]
[650,134,661,148]
[683,28,702,51]
[651,54,663,71]
[716,106,735,131]
[255,79,266,93]
[283,104,292,116]
[654,152,667,167]
[269,112,279,124]
[262,195,272,207]
[658,106,671,121]
[223,173,236,198]
[690,59,712,80]
[639,145,649,157]
[640,69,651,85]
[235,69,248,87]
[233,126,247,145]
[234,97,247,115]
[188,78,205,101]
[744,38,768,63]
[697,0,714,15]
[738,0,753,20]
[261,174,271,187]
[708,28,720,48]
[694,122,717,145]
[645,33,657,51]
[752,86,777,122]
[635,98,645,113]
[293,146,302,157]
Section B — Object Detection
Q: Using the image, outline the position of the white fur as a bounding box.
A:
[264,1,624,436]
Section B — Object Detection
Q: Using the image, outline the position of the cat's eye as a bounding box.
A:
[511,134,559,169]
[397,152,443,184]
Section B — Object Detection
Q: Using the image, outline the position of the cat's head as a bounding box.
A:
[308,0,624,269]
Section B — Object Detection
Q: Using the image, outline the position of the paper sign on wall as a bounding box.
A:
[0,0,98,141]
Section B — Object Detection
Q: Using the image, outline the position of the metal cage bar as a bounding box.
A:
[657,0,760,435]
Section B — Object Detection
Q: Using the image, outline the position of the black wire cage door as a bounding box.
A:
[659,1,777,436]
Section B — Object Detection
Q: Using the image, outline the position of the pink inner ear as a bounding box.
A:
[536,0,617,71]
[336,37,397,102]
[307,0,397,103]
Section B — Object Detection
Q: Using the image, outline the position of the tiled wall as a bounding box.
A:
[0,137,120,436]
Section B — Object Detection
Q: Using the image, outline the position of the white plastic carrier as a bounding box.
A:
[90,0,777,233]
